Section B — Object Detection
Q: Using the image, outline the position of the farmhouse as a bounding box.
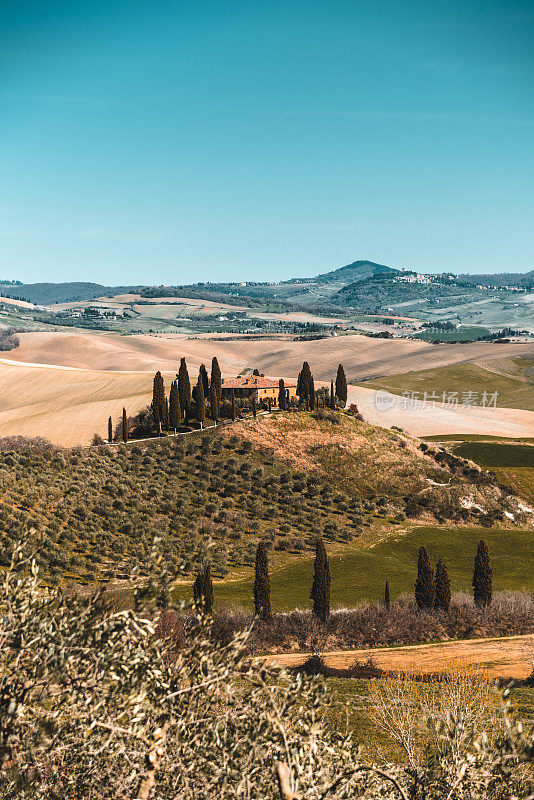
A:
[221,375,297,407]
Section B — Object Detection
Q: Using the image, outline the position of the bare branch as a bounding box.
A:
[135,720,169,800]
[318,766,410,800]
[275,761,300,800]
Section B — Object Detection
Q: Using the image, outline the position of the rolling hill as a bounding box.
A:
[312,260,398,284]
[0,409,529,588]
[0,331,532,445]
[0,282,141,305]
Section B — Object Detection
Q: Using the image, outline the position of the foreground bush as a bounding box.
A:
[0,544,361,799]
[206,591,534,654]
[1,544,532,799]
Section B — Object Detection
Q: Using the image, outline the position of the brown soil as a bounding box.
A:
[262,634,534,680]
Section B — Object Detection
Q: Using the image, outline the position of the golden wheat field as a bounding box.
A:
[9,330,534,377]
[0,331,532,446]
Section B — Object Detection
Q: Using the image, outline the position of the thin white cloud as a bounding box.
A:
[2,91,125,108]
[282,107,534,127]
[79,228,173,243]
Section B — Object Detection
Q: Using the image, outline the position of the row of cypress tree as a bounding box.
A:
[295,363,348,410]
[160,357,224,432]
[108,357,231,441]
[109,359,349,441]
[193,539,331,622]
[194,539,494,619]
[414,540,493,611]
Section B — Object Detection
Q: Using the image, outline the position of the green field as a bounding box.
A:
[173,526,534,612]
[414,325,490,342]
[425,434,534,443]
[492,468,534,506]
[356,360,534,411]
[452,442,534,468]
[449,441,534,505]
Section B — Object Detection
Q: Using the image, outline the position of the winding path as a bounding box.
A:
[261,633,534,680]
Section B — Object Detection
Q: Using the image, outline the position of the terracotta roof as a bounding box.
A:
[221,375,296,389]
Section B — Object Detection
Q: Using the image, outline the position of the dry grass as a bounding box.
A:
[0,330,532,445]
[367,664,507,767]
[10,330,534,380]
[223,413,522,522]
[227,412,431,496]
[0,361,153,446]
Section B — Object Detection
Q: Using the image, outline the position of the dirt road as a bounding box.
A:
[261,634,534,680]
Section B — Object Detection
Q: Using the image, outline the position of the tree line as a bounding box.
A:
[414,540,493,611]
[109,357,228,443]
[107,359,349,442]
[193,537,494,618]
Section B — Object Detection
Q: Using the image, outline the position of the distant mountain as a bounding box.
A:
[333,272,473,311]
[314,260,398,284]
[0,282,141,305]
[1,262,532,311]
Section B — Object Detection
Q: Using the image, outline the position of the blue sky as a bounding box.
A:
[1,0,533,284]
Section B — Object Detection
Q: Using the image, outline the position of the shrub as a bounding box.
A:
[0,327,19,351]
[0,543,364,800]
[207,592,534,655]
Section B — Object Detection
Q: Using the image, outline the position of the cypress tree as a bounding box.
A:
[306,363,315,410]
[178,358,191,413]
[169,380,181,432]
[296,369,304,404]
[210,381,219,422]
[278,378,286,410]
[231,390,237,421]
[297,362,315,410]
[384,580,390,610]
[193,562,214,614]
[122,408,128,443]
[473,540,492,608]
[195,374,205,428]
[153,403,161,435]
[164,396,169,430]
[335,364,348,408]
[193,570,202,610]
[199,363,209,397]
[210,381,220,421]
[415,546,434,610]
[434,559,451,611]
[108,416,113,443]
[203,562,214,614]
[253,541,272,620]
[267,397,272,412]
[152,371,166,430]
[252,393,257,418]
[211,357,222,402]
[311,538,331,621]
[330,380,335,409]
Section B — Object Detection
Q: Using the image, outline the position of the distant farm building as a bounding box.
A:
[221,375,297,407]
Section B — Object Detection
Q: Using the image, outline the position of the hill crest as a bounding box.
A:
[314,260,398,284]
